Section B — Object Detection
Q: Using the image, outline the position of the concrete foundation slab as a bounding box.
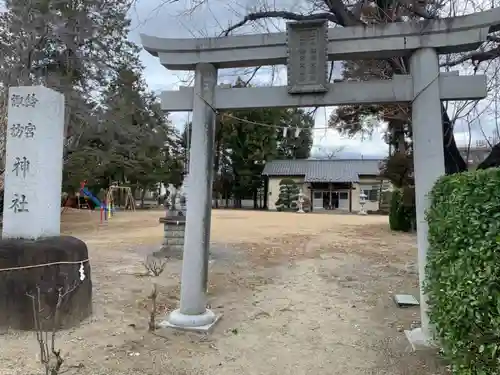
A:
[394,294,420,307]
[404,327,436,351]
[158,313,222,333]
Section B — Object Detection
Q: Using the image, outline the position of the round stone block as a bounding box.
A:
[0,236,92,330]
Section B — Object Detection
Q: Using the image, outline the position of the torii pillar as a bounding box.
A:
[405,47,445,348]
[161,63,220,331]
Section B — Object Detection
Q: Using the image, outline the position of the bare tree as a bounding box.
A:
[143,254,167,277]
[26,283,80,375]
[0,0,182,194]
[143,254,167,331]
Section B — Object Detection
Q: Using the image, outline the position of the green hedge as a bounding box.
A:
[389,189,415,232]
[425,168,500,375]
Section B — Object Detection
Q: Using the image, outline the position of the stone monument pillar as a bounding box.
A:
[2,87,65,238]
[0,86,92,331]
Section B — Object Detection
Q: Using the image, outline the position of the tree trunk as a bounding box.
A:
[213,127,222,209]
[214,190,219,208]
[140,189,146,209]
[477,142,500,169]
[233,171,240,208]
[442,106,468,174]
[263,176,269,209]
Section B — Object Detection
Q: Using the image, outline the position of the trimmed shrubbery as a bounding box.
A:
[275,178,300,211]
[389,188,415,232]
[425,168,500,375]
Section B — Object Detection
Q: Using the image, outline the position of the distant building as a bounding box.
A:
[261,159,391,212]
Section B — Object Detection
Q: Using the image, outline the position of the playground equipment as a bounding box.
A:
[80,181,115,223]
[106,185,135,211]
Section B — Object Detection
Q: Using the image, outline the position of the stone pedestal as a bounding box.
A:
[0,236,92,331]
[157,216,186,259]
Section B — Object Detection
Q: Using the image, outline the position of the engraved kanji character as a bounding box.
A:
[10,124,24,138]
[12,156,30,178]
[10,193,29,213]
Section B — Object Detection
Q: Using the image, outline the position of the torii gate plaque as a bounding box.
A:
[286,20,329,94]
[141,8,499,346]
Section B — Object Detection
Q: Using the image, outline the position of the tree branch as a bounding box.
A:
[441,44,500,68]
[398,0,437,20]
[324,0,364,26]
[222,11,339,36]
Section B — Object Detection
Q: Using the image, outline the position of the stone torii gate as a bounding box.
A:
[141,8,499,345]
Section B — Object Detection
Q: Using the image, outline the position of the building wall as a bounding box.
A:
[267,176,391,212]
[267,176,310,210]
[352,178,392,212]
[352,179,379,212]
[310,185,351,211]
[212,199,255,209]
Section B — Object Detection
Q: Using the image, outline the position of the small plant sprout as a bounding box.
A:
[143,254,167,277]
[143,254,167,331]
[148,284,158,332]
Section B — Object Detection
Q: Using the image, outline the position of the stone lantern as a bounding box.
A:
[297,189,305,213]
[158,175,189,258]
[359,191,368,215]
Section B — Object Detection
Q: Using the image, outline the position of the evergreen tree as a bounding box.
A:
[275,178,300,211]
[0,0,163,192]
[276,108,314,159]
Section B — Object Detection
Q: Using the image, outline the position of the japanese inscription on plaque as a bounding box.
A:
[286,20,328,94]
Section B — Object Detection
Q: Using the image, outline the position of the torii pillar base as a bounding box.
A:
[404,328,436,351]
[159,309,221,333]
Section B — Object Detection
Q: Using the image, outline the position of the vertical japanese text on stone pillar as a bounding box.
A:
[7,95,38,216]
[3,86,65,239]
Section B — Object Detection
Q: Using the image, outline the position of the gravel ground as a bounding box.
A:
[0,209,446,375]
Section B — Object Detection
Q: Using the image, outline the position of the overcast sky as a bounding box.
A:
[127,0,500,158]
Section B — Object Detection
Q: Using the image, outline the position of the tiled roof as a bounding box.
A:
[262,159,382,183]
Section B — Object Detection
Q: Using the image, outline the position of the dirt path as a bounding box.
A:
[0,210,445,375]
